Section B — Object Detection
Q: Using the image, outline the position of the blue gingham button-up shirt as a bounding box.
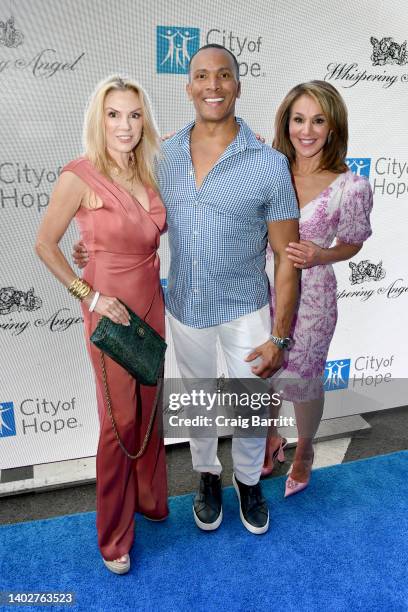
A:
[157,117,299,328]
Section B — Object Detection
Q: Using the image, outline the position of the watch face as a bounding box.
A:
[270,335,293,350]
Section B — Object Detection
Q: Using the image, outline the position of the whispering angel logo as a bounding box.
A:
[370,37,407,66]
[0,15,24,48]
[157,26,200,74]
[349,260,386,285]
[0,287,42,315]
[323,359,351,391]
[0,402,16,438]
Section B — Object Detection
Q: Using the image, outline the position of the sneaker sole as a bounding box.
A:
[193,505,223,531]
[232,474,269,535]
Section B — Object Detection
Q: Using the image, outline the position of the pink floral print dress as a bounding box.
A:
[267,170,373,387]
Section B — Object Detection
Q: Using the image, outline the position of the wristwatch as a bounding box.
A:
[269,334,294,350]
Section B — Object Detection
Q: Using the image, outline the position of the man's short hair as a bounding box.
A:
[188,44,240,81]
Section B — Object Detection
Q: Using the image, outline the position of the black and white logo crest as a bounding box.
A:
[0,287,42,315]
[0,15,24,48]
[370,37,407,66]
[349,260,386,285]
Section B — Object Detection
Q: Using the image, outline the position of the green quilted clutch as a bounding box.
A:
[90,302,167,386]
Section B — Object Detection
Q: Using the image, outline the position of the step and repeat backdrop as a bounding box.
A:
[0,0,407,469]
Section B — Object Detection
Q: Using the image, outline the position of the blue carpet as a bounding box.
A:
[1,451,407,612]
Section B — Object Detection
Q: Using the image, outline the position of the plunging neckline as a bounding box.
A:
[297,172,346,212]
[113,182,152,214]
[79,158,158,215]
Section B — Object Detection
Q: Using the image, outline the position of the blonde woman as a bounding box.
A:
[263,81,373,494]
[36,76,168,574]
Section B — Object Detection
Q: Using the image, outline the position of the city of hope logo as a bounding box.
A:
[157,26,200,74]
[346,158,371,178]
[323,359,351,391]
[0,402,17,438]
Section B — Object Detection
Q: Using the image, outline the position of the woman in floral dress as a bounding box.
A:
[264,81,373,496]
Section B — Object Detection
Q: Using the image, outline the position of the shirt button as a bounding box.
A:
[193,231,198,236]
[193,260,197,265]
[193,289,199,294]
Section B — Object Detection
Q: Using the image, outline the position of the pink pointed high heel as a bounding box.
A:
[261,437,287,478]
[284,453,314,498]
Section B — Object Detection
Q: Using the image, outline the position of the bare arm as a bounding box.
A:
[35,172,129,325]
[246,219,300,378]
[286,238,362,269]
[36,171,86,286]
[268,219,300,337]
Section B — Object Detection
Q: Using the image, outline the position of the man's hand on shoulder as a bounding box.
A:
[254,133,266,143]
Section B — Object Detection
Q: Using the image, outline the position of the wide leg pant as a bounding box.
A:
[84,319,168,562]
[93,353,169,560]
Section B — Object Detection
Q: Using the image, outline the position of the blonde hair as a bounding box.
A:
[273,80,348,174]
[83,75,160,188]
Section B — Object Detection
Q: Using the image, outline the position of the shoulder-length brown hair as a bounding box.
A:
[83,75,160,188]
[273,80,348,174]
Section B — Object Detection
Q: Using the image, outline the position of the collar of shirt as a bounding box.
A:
[172,116,263,160]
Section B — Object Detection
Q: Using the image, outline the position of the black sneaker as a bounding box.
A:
[193,472,223,531]
[232,473,269,534]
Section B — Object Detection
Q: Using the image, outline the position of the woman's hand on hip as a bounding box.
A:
[72,240,89,269]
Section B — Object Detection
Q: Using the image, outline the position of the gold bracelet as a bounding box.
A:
[68,277,92,301]
[68,278,91,300]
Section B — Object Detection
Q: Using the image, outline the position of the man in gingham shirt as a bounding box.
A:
[158,45,300,535]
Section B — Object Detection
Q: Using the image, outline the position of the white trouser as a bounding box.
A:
[168,305,271,485]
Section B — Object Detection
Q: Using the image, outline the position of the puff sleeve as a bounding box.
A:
[336,173,373,244]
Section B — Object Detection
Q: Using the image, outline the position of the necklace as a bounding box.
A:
[110,165,143,201]
[110,165,132,180]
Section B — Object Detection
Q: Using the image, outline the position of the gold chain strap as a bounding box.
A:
[99,351,163,460]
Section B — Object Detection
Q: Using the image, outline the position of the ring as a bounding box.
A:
[303,259,306,264]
